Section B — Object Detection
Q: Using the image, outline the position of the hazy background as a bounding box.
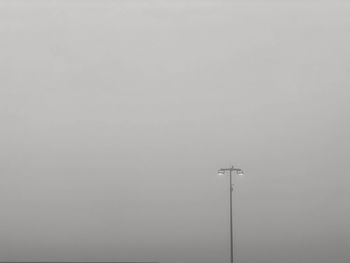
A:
[1,1,349,263]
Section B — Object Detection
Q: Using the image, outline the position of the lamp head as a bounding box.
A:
[217,169,225,176]
[236,169,244,176]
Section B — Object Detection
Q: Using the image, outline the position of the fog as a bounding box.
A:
[0,1,349,263]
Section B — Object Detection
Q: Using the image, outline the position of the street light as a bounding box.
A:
[217,165,244,263]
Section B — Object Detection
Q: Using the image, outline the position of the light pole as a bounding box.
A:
[217,166,244,263]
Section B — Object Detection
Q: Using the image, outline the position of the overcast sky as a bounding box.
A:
[0,1,349,263]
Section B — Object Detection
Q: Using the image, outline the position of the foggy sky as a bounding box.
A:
[0,1,349,263]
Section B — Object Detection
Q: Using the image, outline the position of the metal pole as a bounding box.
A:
[229,169,233,263]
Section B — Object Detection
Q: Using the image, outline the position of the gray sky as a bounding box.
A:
[0,1,349,263]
